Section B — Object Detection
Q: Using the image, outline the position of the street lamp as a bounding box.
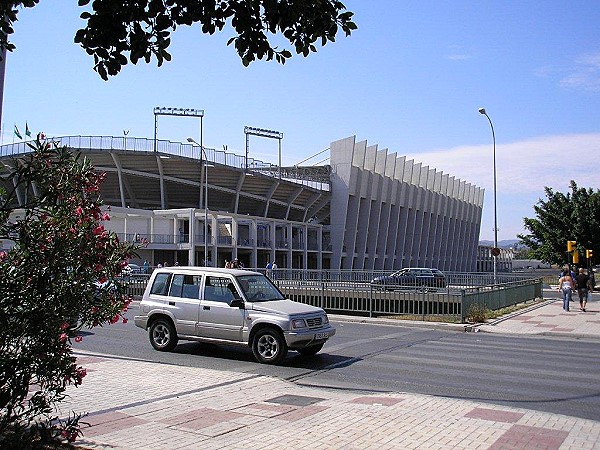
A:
[187,137,209,266]
[478,107,498,283]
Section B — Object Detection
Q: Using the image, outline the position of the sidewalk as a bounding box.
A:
[478,290,600,339]
[61,293,600,450]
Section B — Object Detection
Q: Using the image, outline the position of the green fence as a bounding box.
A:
[124,271,543,323]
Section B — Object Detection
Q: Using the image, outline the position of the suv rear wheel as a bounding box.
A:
[252,328,287,364]
[149,318,178,351]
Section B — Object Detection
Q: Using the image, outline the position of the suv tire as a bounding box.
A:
[252,328,288,364]
[149,318,178,351]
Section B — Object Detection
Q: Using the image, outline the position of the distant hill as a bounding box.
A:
[479,239,520,248]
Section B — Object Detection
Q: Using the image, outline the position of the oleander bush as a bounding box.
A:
[0,136,137,448]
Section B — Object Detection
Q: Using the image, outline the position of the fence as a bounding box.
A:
[123,269,543,323]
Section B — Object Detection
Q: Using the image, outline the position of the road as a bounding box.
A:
[75,307,600,421]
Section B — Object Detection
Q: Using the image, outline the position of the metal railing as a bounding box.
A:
[124,268,542,323]
[0,135,330,190]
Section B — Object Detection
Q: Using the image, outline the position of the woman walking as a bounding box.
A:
[558,269,575,311]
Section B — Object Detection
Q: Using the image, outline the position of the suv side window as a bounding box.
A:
[150,273,171,295]
[204,276,236,303]
[170,274,201,299]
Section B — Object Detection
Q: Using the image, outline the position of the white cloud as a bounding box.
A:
[559,52,600,92]
[446,53,471,61]
[406,133,600,240]
[445,45,472,61]
[406,133,600,195]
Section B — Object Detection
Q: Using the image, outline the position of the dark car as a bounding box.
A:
[371,267,447,290]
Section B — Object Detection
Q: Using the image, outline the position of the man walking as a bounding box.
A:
[575,268,590,312]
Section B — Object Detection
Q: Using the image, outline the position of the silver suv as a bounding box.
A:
[134,267,335,364]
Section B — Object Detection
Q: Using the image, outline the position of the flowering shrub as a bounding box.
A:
[0,137,137,447]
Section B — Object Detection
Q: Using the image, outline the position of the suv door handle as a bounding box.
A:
[203,306,210,310]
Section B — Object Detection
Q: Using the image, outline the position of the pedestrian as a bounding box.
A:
[272,261,277,279]
[225,260,231,269]
[575,268,589,312]
[558,269,574,311]
[143,260,149,274]
[588,273,594,304]
[266,261,273,278]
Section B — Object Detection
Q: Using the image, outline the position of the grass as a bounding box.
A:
[380,298,546,324]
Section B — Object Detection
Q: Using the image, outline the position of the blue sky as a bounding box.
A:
[2,1,599,242]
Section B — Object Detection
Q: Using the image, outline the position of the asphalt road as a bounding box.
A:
[75,307,600,421]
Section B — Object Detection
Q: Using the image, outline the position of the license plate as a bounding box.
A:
[315,332,329,340]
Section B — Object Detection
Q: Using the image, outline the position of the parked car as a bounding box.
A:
[371,267,447,290]
[134,267,335,364]
[121,263,143,276]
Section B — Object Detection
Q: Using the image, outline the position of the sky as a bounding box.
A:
[2,1,600,242]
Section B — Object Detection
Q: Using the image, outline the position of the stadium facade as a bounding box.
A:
[0,135,484,271]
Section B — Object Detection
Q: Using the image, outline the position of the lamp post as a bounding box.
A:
[478,108,498,283]
[187,137,209,266]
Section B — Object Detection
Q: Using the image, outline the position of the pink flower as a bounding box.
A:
[92,225,105,235]
[59,333,68,343]
[0,251,6,261]
[75,335,83,343]
[72,367,87,387]
[110,314,120,324]
[60,322,70,330]
[75,206,84,216]
[122,318,128,324]
[102,213,110,221]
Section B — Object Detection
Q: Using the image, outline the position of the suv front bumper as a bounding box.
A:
[284,325,336,348]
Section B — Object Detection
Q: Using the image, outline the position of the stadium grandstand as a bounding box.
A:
[0,134,484,271]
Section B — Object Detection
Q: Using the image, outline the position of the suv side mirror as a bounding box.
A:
[230,298,244,308]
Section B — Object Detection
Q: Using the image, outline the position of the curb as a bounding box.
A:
[330,314,467,332]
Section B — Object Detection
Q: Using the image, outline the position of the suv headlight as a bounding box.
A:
[291,319,307,329]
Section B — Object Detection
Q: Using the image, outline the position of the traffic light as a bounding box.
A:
[573,251,580,264]
[587,249,594,259]
[567,240,576,252]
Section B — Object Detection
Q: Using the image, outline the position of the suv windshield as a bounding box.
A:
[236,274,285,302]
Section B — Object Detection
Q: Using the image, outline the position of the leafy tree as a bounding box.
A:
[512,242,533,260]
[0,137,136,447]
[518,181,600,267]
[0,0,357,80]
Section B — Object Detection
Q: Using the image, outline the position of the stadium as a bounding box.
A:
[0,134,484,272]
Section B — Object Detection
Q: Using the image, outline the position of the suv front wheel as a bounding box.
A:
[149,318,178,351]
[252,328,288,364]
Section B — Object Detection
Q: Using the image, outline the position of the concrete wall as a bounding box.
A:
[329,136,484,272]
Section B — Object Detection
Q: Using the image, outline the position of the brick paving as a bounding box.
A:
[58,293,600,449]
